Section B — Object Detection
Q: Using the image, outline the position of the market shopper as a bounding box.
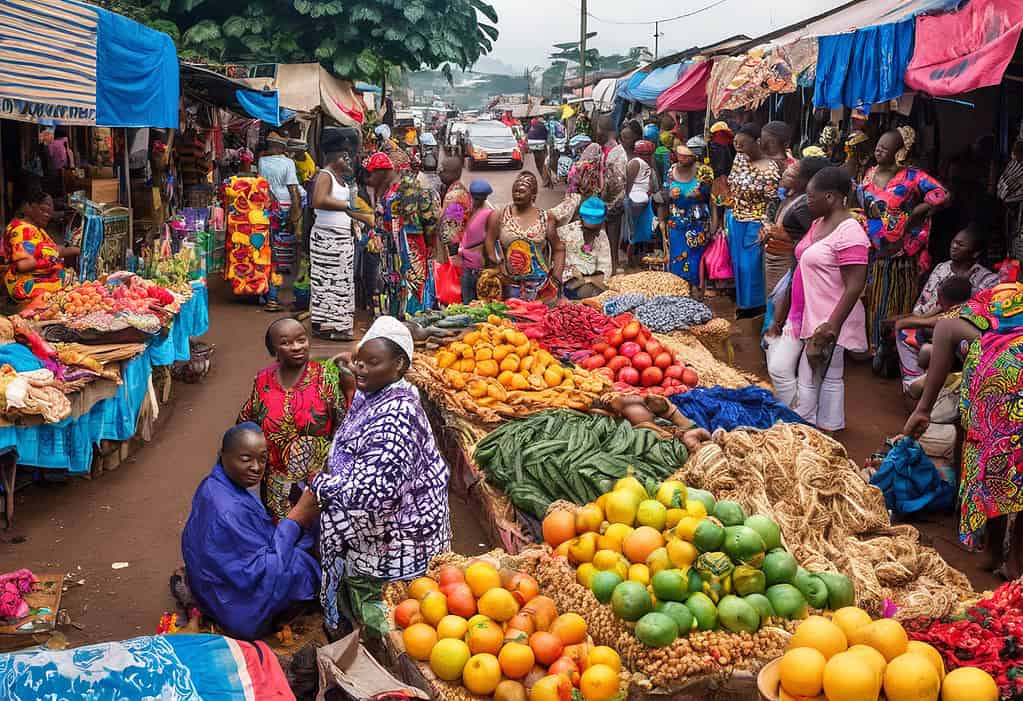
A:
[598,116,627,275]
[903,283,1023,578]
[238,318,354,521]
[314,317,450,637]
[527,118,549,185]
[728,123,781,316]
[485,171,564,301]
[257,133,302,312]
[559,196,613,299]
[3,190,77,307]
[661,144,711,287]
[438,156,472,258]
[458,180,495,303]
[859,127,949,350]
[624,137,656,261]
[181,423,321,641]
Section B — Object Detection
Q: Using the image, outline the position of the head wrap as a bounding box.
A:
[643,124,660,142]
[819,125,840,150]
[634,140,655,156]
[896,125,916,166]
[846,131,869,147]
[365,152,395,172]
[801,145,827,158]
[709,121,732,135]
[359,315,414,364]
[374,124,392,141]
[389,148,412,171]
[569,134,592,149]
[579,196,607,225]
[469,179,493,196]
[686,135,707,159]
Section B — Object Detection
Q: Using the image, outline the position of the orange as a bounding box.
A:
[847,644,888,681]
[823,650,882,701]
[666,539,698,568]
[530,631,565,666]
[548,657,581,686]
[504,628,530,646]
[941,667,999,701]
[437,565,465,588]
[498,641,536,679]
[856,618,908,662]
[579,663,620,701]
[542,510,577,548]
[883,652,940,701]
[420,591,448,626]
[567,532,598,565]
[906,641,945,682]
[403,622,438,661]
[505,571,540,605]
[429,638,471,681]
[575,503,604,533]
[463,653,503,696]
[507,611,537,635]
[587,645,621,673]
[478,587,520,622]
[393,599,422,629]
[444,582,477,619]
[467,619,505,655]
[831,607,873,643]
[523,596,557,632]
[622,526,665,564]
[549,613,587,645]
[465,561,503,597]
[408,577,439,601]
[789,615,849,660]
[530,674,573,701]
[780,647,827,697]
[436,615,469,640]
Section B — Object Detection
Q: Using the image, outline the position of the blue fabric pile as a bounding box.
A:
[602,293,647,316]
[669,386,806,432]
[635,296,713,333]
[869,438,954,515]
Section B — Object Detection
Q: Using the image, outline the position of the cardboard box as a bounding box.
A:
[88,178,120,204]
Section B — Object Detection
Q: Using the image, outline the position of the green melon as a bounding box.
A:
[611,580,653,621]
[712,500,747,527]
[651,569,688,603]
[635,612,679,647]
[685,592,718,631]
[765,583,808,620]
[692,519,725,553]
[655,601,694,635]
[793,568,829,609]
[814,571,856,609]
[743,593,775,624]
[717,595,761,633]
[762,549,798,586]
[722,525,766,567]
[744,514,782,551]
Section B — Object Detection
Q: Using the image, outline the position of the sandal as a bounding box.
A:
[263,301,284,312]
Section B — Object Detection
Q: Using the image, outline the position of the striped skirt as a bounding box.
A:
[310,222,355,333]
[865,254,921,351]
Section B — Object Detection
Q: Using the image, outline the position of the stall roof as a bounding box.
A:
[181,64,286,126]
[237,63,366,127]
[647,34,752,70]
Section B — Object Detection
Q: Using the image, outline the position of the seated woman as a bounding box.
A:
[314,316,450,638]
[896,275,972,396]
[4,190,78,307]
[182,423,320,640]
[558,196,613,299]
[904,283,1023,579]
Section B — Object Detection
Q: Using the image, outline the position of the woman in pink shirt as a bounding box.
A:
[458,180,494,303]
[767,166,869,431]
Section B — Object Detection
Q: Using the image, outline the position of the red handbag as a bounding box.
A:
[433,260,463,306]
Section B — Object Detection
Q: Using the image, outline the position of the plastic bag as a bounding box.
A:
[433,260,462,306]
[704,231,733,281]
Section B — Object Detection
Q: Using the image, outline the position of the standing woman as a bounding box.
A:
[485,171,565,301]
[727,124,781,315]
[660,144,711,287]
[238,318,355,521]
[314,317,450,637]
[309,150,372,342]
[623,139,656,261]
[859,127,949,350]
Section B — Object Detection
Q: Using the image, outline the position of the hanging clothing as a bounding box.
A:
[814,19,915,109]
[182,463,320,640]
[238,360,346,521]
[224,176,274,297]
[666,175,711,285]
[2,219,66,305]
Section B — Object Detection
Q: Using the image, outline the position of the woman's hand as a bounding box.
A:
[902,408,931,441]
[329,351,354,370]
[812,321,838,346]
[764,320,783,339]
[286,489,320,529]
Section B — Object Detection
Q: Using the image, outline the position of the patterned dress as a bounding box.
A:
[727,154,780,310]
[958,283,1023,550]
[223,176,275,297]
[238,360,346,521]
[666,176,711,286]
[497,206,556,301]
[438,180,472,252]
[3,219,66,304]
[313,379,450,633]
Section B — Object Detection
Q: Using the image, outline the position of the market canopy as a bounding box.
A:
[0,0,178,127]
[617,63,684,106]
[655,60,712,112]
[181,63,288,126]
[238,63,366,127]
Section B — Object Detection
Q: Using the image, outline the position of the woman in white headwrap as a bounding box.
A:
[312,317,451,638]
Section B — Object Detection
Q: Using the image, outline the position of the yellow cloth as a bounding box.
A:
[561,105,575,120]
[294,152,316,183]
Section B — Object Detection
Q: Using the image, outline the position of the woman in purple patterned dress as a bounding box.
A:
[312,316,450,637]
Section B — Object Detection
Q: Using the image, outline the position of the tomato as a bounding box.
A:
[631,352,653,372]
[607,330,624,348]
[654,352,672,369]
[619,341,641,358]
[635,331,649,347]
[607,356,631,372]
[622,320,641,340]
[582,354,605,370]
[660,376,673,388]
[640,366,664,387]
[681,368,699,387]
[618,366,640,385]
[613,381,632,392]
[592,341,609,354]
[644,340,664,357]
[664,365,684,380]
[603,347,618,361]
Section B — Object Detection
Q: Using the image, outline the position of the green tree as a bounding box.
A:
[95,0,499,82]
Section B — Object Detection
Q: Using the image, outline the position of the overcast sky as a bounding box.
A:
[474,0,849,72]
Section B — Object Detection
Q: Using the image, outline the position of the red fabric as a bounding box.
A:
[905,0,1023,96]
[230,638,296,700]
[365,152,394,172]
[655,60,711,112]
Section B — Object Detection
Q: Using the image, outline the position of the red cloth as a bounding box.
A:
[905,0,1023,96]
[655,60,711,112]
[365,151,394,172]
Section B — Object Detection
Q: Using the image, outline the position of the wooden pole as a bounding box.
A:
[579,0,588,98]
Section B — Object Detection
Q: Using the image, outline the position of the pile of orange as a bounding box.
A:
[395,559,622,701]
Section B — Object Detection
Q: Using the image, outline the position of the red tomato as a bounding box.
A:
[682,367,699,387]
[618,366,640,385]
[644,340,664,357]
[654,352,672,369]
[607,330,624,348]
[592,341,609,354]
[660,376,673,388]
[664,365,684,380]
[603,347,618,361]
[632,352,653,371]
[622,320,641,340]
[641,366,664,387]
[613,381,631,392]
[582,354,605,370]
[635,331,649,347]
[607,356,631,372]
[619,341,641,358]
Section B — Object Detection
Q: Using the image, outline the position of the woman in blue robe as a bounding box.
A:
[181,423,321,640]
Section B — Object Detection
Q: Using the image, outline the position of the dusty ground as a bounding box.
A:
[0,161,996,648]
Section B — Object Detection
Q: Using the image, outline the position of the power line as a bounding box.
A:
[565,0,730,26]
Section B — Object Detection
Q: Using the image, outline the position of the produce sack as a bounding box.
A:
[704,230,733,281]
[432,260,462,306]
[869,437,954,515]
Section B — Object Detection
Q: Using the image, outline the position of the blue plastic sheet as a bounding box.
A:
[618,64,684,106]
[149,283,210,367]
[870,438,954,515]
[0,344,43,373]
[235,89,282,126]
[95,6,178,128]
[814,19,915,109]
[670,386,807,432]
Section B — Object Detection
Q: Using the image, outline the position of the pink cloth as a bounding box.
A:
[459,207,492,270]
[792,218,870,352]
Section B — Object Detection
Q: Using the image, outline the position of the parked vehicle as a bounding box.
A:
[446,121,469,157]
[465,120,523,170]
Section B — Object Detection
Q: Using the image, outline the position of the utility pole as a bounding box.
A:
[654,21,663,60]
[579,0,587,98]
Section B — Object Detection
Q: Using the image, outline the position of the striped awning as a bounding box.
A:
[0,0,177,127]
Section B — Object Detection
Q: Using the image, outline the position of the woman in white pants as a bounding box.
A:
[765,167,869,431]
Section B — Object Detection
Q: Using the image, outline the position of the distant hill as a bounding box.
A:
[472,57,522,76]
[408,69,533,110]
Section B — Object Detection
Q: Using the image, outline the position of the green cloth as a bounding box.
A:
[336,574,389,637]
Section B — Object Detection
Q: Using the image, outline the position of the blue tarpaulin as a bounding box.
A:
[670,386,807,432]
[617,64,684,106]
[235,89,283,126]
[814,19,915,109]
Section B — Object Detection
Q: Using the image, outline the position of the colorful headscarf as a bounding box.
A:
[365,152,394,172]
[579,196,607,225]
[643,124,660,142]
[634,140,655,156]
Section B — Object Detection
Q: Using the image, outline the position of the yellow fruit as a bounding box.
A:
[429,638,472,681]
[577,563,597,588]
[605,490,641,526]
[823,650,883,701]
[478,588,520,622]
[610,559,629,581]
[587,645,622,673]
[403,622,439,661]
[465,561,503,597]
[789,615,849,660]
[645,547,670,575]
[847,644,888,681]
[420,591,449,626]
[883,652,940,701]
[467,613,492,629]
[655,480,687,508]
[575,503,604,533]
[832,607,873,642]
[622,526,664,564]
[941,667,999,701]
[685,500,708,519]
[593,549,623,571]
[579,663,620,701]
[436,615,469,640]
[408,577,440,601]
[665,508,686,529]
[596,535,622,553]
[604,523,634,545]
[614,476,648,500]
[463,653,503,696]
[636,499,668,531]
[675,516,703,542]
[667,539,698,568]
[780,647,827,697]
[568,532,598,565]
[857,618,909,662]
[628,564,650,585]
[906,641,945,683]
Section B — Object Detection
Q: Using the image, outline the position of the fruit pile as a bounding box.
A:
[775,610,998,701]
[391,559,624,701]
[578,319,699,395]
[23,276,177,322]
[542,475,854,648]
